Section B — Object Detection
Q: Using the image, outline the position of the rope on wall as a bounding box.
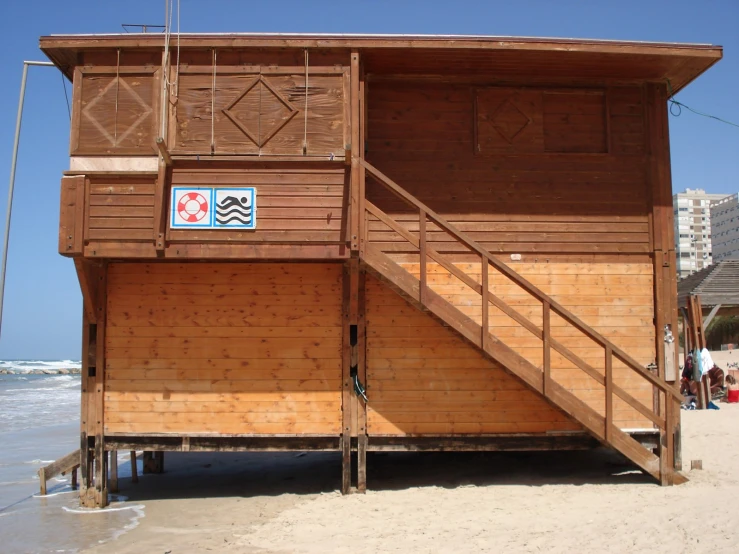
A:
[258,66,262,155]
[211,48,217,154]
[173,0,181,97]
[114,48,121,145]
[304,48,309,155]
[160,0,181,141]
[161,0,172,138]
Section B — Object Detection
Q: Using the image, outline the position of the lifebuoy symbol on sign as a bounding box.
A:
[177,192,209,223]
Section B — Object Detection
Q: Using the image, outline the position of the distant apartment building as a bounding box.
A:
[673,188,727,279]
[710,193,739,262]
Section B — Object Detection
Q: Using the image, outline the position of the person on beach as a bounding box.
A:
[681,354,694,396]
[681,351,725,398]
[687,365,725,397]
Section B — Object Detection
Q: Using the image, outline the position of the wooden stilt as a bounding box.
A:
[93,442,107,507]
[79,304,94,504]
[79,441,94,505]
[341,435,351,494]
[76,261,107,507]
[143,451,153,473]
[341,261,355,494]
[130,451,138,483]
[143,450,164,473]
[92,263,108,507]
[357,435,367,493]
[71,467,78,490]
[109,450,119,493]
[357,267,367,493]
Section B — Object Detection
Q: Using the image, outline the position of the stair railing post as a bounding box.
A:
[419,208,427,305]
[543,301,550,395]
[359,162,367,257]
[660,394,674,485]
[481,256,489,351]
[605,345,613,443]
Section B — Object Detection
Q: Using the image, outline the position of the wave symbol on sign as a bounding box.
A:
[216,196,252,225]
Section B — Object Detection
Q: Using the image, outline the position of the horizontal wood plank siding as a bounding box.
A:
[365,275,582,435]
[169,165,348,245]
[609,87,646,155]
[543,91,607,153]
[367,82,649,256]
[104,263,343,435]
[395,262,655,429]
[87,177,157,242]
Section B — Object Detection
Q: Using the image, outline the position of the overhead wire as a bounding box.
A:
[61,72,71,121]
[163,0,181,94]
[666,79,739,129]
[174,0,180,96]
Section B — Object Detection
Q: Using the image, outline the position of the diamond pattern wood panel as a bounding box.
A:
[172,67,346,157]
[72,68,159,156]
[222,76,298,147]
[475,88,544,154]
[476,87,609,155]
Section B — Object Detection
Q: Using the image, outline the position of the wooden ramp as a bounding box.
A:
[38,450,80,495]
[358,159,686,485]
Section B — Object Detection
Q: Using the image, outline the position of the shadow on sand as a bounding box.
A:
[115,447,653,503]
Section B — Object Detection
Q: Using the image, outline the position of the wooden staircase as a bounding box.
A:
[357,159,684,485]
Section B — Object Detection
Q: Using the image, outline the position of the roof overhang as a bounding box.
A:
[678,261,739,309]
[40,33,722,92]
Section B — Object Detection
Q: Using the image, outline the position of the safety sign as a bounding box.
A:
[171,187,257,229]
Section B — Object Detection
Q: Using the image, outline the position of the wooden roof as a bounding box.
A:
[39,33,722,91]
[678,260,739,308]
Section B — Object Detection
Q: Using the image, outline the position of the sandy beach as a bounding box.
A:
[76,403,739,554]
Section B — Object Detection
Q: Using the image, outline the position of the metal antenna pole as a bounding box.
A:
[0,60,56,338]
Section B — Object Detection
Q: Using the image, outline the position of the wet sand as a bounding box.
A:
[81,404,739,554]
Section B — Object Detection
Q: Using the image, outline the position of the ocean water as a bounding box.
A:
[0,364,145,553]
[0,360,81,375]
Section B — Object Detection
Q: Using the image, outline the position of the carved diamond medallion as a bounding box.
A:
[222,76,299,147]
[490,99,531,143]
[83,76,152,146]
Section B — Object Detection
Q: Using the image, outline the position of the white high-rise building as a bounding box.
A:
[673,188,727,279]
[709,193,739,262]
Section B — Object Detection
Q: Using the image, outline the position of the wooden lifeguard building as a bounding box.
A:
[40,33,721,507]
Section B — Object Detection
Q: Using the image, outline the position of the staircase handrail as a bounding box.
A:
[360,158,680,402]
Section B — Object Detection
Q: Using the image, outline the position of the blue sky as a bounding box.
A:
[0,0,736,359]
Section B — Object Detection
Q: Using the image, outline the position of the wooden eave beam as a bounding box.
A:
[39,35,722,56]
[40,36,721,95]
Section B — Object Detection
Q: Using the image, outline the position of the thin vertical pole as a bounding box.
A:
[543,301,551,396]
[605,345,613,443]
[419,209,426,305]
[0,60,55,339]
[481,257,489,350]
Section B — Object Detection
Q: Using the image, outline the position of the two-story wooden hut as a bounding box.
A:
[40,33,721,507]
